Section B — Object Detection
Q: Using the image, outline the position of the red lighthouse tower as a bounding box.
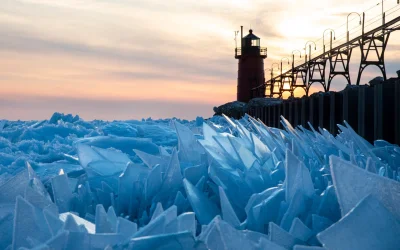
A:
[235,27,267,102]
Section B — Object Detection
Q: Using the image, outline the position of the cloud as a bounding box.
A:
[0,0,399,120]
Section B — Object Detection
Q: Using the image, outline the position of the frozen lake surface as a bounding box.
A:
[0,112,399,249]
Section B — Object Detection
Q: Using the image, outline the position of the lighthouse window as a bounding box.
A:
[251,39,259,47]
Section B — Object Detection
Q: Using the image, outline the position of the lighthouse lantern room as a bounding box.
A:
[235,26,267,102]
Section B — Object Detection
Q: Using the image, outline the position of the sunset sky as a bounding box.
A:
[1,0,400,120]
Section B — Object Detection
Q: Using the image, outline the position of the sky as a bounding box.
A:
[0,0,399,120]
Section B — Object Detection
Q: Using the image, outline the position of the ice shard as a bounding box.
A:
[75,136,160,156]
[173,120,205,164]
[117,162,148,213]
[0,169,30,203]
[315,185,340,222]
[50,170,73,213]
[219,186,241,228]
[129,231,196,250]
[268,222,304,249]
[95,204,113,233]
[317,195,400,250]
[44,210,63,236]
[44,231,69,250]
[144,163,162,204]
[289,217,313,242]
[62,214,81,232]
[133,205,177,237]
[183,179,220,225]
[245,187,279,215]
[184,164,208,185]
[199,216,285,250]
[12,196,51,250]
[330,155,400,219]
[59,212,95,234]
[280,190,308,231]
[133,149,168,169]
[88,233,126,250]
[246,189,285,233]
[116,217,137,239]
[150,202,164,221]
[285,149,315,202]
[174,191,189,214]
[176,212,196,237]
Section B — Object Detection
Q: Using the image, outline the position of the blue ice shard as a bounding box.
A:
[88,233,126,250]
[64,231,90,249]
[44,231,69,250]
[173,120,205,164]
[0,169,29,203]
[250,133,271,162]
[289,217,313,242]
[50,169,73,213]
[315,185,340,222]
[12,196,51,249]
[199,216,285,250]
[116,217,137,239]
[311,214,333,233]
[330,155,400,219]
[129,231,196,250]
[184,164,208,185]
[245,187,279,215]
[219,186,241,228]
[76,144,104,168]
[183,179,220,225]
[62,214,81,232]
[176,212,196,237]
[117,162,149,215]
[213,135,241,164]
[153,149,183,204]
[174,191,189,214]
[268,222,304,249]
[25,176,58,214]
[134,205,177,237]
[59,212,95,234]
[76,144,130,176]
[163,148,183,190]
[150,202,164,221]
[280,190,308,231]
[202,122,219,140]
[246,188,285,233]
[195,175,206,190]
[144,163,162,204]
[365,157,377,174]
[43,210,63,236]
[133,149,168,169]
[164,211,196,236]
[95,204,113,233]
[285,150,315,202]
[317,195,400,250]
[75,136,160,156]
[107,206,118,232]
[229,137,257,170]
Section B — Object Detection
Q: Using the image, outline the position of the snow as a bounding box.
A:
[0,112,399,249]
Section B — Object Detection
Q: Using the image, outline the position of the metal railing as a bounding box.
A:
[235,47,267,58]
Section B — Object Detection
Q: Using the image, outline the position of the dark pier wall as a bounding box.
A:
[246,79,400,145]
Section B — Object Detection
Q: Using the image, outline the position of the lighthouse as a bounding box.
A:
[235,27,267,102]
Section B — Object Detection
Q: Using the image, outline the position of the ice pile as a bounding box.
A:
[0,113,400,249]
